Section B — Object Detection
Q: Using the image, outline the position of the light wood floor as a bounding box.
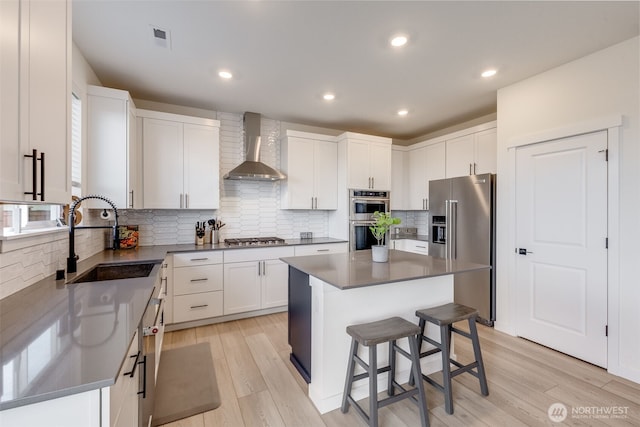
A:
[159,312,640,426]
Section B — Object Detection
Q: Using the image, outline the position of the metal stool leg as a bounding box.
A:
[341,338,358,413]
[468,318,489,396]
[440,324,454,414]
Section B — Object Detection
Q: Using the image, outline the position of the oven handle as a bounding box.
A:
[351,197,390,203]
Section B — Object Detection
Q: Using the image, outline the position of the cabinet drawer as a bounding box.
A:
[174,264,223,295]
[405,240,428,255]
[173,292,223,323]
[223,246,295,263]
[173,251,223,267]
[111,331,139,424]
[294,243,348,256]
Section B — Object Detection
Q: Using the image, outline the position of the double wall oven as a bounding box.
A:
[349,189,390,251]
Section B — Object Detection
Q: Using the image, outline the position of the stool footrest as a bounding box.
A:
[351,365,391,383]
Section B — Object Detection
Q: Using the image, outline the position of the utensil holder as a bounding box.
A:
[196,236,204,246]
[212,230,220,244]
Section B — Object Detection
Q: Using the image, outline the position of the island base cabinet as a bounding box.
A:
[308,275,454,414]
[0,390,101,427]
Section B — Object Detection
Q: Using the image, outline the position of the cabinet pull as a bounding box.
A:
[317,249,330,252]
[469,163,472,175]
[129,190,134,208]
[180,193,184,208]
[190,257,209,261]
[24,149,38,200]
[416,245,426,249]
[426,198,429,211]
[185,193,189,208]
[190,304,209,309]
[190,278,208,282]
[262,261,266,275]
[137,355,147,398]
[371,177,374,189]
[473,162,477,175]
[39,152,45,201]
[124,350,141,378]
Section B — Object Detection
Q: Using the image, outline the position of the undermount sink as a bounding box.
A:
[68,261,157,284]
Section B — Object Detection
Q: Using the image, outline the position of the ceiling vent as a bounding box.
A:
[150,25,171,49]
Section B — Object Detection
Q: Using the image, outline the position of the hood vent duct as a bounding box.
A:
[224,112,286,181]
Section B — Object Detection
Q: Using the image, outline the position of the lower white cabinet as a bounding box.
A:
[293,242,348,256]
[393,239,428,255]
[171,252,224,323]
[223,246,295,315]
[109,331,140,427]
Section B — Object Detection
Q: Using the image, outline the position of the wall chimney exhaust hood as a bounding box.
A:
[224,112,286,181]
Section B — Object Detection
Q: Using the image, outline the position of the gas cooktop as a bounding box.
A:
[224,237,287,247]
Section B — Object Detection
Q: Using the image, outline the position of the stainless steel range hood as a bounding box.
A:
[224,112,286,181]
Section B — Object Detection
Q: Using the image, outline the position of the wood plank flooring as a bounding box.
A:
[159,313,640,426]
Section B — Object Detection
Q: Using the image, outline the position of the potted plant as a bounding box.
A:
[369,211,401,262]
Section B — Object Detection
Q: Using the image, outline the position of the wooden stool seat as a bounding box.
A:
[412,303,489,415]
[341,317,429,427]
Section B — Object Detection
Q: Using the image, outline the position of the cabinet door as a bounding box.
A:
[369,142,391,190]
[223,261,261,315]
[27,0,70,204]
[391,149,406,210]
[261,259,289,308]
[445,134,474,178]
[407,146,428,210]
[142,118,183,208]
[86,92,130,208]
[347,140,371,189]
[424,142,446,210]
[474,128,497,175]
[285,137,315,209]
[0,0,22,200]
[313,140,338,209]
[183,123,219,209]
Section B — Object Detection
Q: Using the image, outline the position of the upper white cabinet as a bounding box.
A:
[0,0,71,204]
[445,127,496,178]
[407,142,445,210]
[280,130,337,210]
[138,110,220,209]
[391,147,407,210]
[86,86,139,209]
[338,132,392,190]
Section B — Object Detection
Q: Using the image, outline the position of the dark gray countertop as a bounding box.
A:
[0,237,346,410]
[281,249,490,290]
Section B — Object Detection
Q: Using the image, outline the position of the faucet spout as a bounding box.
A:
[67,195,119,274]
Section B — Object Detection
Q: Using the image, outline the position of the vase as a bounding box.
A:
[371,245,389,263]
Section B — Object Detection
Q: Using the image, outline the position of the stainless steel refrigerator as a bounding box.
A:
[428,173,496,325]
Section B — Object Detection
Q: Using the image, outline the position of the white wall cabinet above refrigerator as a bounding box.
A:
[280,130,338,210]
[445,127,496,178]
[407,142,445,211]
[390,147,407,210]
[138,109,220,209]
[338,132,392,191]
[0,0,71,204]
[85,85,139,209]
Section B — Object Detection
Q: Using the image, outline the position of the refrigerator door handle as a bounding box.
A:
[450,200,458,259]
[445,200,451,259]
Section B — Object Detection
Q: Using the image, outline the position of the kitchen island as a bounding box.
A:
[281,249,490,414]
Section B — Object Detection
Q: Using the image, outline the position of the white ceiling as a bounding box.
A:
[72,1,639,142]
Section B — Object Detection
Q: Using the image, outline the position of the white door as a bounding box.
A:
[142,118,183,208]
[183,123,219,209]
[261,259,289,309]
[446,134,474,178]
[314,140,338,209]
[369,142,391,190]
[515,130,608,367]
[223,262,261,315]
[348,140,371,189]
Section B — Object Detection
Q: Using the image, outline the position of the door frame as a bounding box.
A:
[505,115,621,374]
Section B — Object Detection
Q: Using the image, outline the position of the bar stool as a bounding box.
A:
[411,303,489,415]
[341,316,429,427]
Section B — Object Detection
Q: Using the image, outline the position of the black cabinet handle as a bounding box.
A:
[124,350,141,378]
[24,149,37,200]
[137,355,147,398]
[39,151,45,200]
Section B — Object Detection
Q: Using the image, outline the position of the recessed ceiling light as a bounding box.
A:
[397,109,408,116]
[390,35,408,47]
[323,93,335,101]
[481,69,497,78]
[218,70,233,79]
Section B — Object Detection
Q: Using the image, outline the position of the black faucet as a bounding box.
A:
[67,194,119,274]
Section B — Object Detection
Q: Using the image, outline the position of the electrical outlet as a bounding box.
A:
[300,232,313,239]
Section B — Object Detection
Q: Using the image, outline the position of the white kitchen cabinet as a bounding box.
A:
[391,147,407,210]
[293,242,348,256]
[280,130,337,210]
[223,246,295,315]
[171,252,224,323]
[0,0,71,204]
[402,239,429,255]
[139,109,220,209]
[407,142,445,210]
[109,330,140,427]
[86,85,139,209]
[445,127,496,178]
[338,132,392,190]
[390,239,405,251]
